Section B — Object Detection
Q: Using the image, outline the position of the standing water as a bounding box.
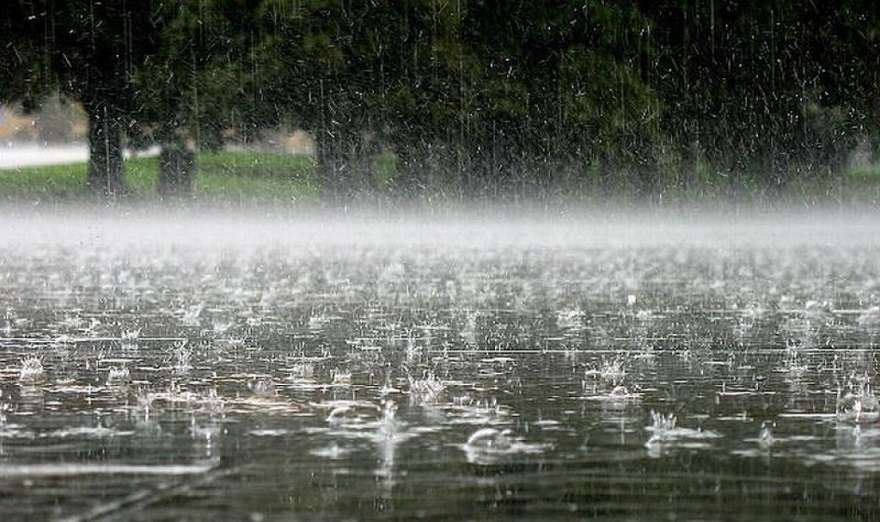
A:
[1,212,879,520]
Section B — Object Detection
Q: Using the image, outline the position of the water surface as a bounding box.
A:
[1,215,879,520]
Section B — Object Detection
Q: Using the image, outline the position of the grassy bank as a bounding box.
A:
[0,150,319,205]
[1,148,879,208]
[844,167,880,205]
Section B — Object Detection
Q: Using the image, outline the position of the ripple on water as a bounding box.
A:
[0,229,879,519]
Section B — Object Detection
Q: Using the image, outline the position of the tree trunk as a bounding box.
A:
[872,133,880,165]
[597,150,614,197]
[635,154,658,201]
[317,130,376,202]
[316,136,348,203]
[158,140,196,197]
[85,100,125,197]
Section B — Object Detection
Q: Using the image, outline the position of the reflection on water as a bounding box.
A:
[1,220,880,519]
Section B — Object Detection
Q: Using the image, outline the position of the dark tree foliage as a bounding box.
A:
[2,0,879,201]
[640,0,880,194]
[222,0,880,200]
[246,1,660,198]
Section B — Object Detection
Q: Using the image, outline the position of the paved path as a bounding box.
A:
[0,143,158,169]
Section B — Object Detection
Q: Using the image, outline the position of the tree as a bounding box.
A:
[4,0,876,202]
[638,0,880,194]
[132,0,307,196]
[1,1,169,197]
[248,1,660,198]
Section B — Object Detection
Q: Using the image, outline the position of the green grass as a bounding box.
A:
[2,148,879,207]
[849,166,880,179]
[842,165,880,205]
[0,150,320,205]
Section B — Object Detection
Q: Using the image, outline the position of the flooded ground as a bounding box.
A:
[1,214,880,520]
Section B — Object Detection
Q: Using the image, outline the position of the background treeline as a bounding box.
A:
[2,1,879,202]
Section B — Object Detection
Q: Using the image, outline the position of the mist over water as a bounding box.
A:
[1,210,880,520]
[3,207,880,249]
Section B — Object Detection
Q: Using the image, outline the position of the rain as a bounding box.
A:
[2,2,880,520]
